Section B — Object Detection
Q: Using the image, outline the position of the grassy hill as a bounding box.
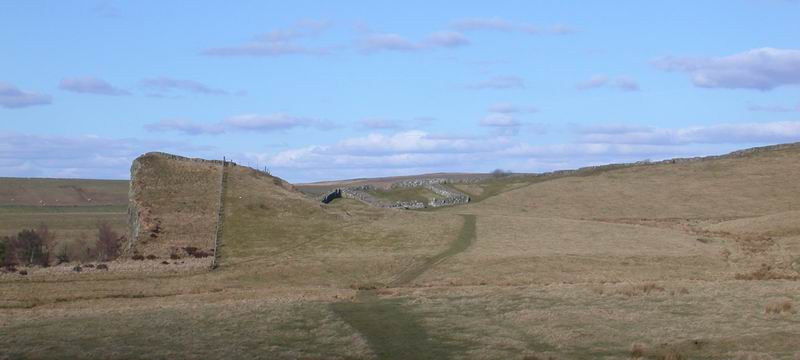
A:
[468,143,800,219]
[3,143,800,359]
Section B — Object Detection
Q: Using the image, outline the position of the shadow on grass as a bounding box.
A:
[331,214,477,359]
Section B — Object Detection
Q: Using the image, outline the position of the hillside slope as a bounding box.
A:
[217,163,462,288]
[467,143,800,220]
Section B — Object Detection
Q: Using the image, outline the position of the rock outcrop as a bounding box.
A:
[126,152,224,258]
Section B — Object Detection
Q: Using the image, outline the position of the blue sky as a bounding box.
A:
[1,1,799,182]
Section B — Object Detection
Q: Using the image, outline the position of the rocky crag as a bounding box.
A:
[127,152,225,258]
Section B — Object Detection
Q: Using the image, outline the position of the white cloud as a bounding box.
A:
[654,48,800,90]
[224,113,318,131]
[203,20,336,57]
[358,30,469,53]
[576,74,640,91]
[449,17,574,35]
[359,118,405,130]
[451,17,538,33]
[480,113,520,127]
[144,119,225,135]
[0,82,52,109]
[574,121,800,145]
[140,77,229,95]
[747,101,799,112]
[145,113,332,135]
[424,31,470,48]
[488,102,538,114]
[59,76,130,96]
[0,132,209,179]
[466,76,525,89]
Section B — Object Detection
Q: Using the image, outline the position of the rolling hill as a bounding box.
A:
[2,143,800,359]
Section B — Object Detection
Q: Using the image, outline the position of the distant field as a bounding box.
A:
[0,177,129,206]
[0,178,129,259]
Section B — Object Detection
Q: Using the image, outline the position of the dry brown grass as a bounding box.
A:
[617,283,665,297]
[467,145,800,220]
[4,145,800,358]
[735,264,800,281]
[734,351,776,360]
[630,343,647,358]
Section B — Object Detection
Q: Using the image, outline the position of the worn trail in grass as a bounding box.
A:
[331,214,476,359]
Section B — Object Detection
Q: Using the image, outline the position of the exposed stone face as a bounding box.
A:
[126,152,224,258]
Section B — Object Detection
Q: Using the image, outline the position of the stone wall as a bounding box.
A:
[426,184,470,207]
[319,180,469,209]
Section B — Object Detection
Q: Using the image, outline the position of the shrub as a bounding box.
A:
[735,264,800,281]
[84,264,95,268]
[96,264,108,271]
[96,222,122,261]
[145,254,157,260]
[183,246,198,256]
[192,250,211,258]
[18,270,27,276]
[68,236,95,264]
[132,254,145,261]
[72,265,82,272]
[13,229,47,267]
[491,169,512,178]
[0,237,11,267]
[765,298,795,315]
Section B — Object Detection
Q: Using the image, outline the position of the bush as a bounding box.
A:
[132,254,145,261]
[0,237,9,267]
[96,222,122,262]
[765,298,795,315]
[146,254,157,260]
[13,229,47,267]
[192,250,211,258]
[54,243,70,265]
[96,264,108,271]
[491,169,512,178]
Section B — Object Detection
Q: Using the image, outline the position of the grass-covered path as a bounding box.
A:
[331,214,476,359]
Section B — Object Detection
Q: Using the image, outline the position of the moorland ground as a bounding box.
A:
[1,145,800,359]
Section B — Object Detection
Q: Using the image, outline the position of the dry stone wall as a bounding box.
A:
[319,179,470,209]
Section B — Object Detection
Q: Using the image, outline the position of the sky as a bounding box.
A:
[1,1,799,183]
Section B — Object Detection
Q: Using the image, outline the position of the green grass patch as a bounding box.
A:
[366,187,441,203]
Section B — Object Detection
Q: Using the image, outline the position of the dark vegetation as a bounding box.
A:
[1,221,122,270]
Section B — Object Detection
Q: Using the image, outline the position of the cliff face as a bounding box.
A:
[126,152,224,258]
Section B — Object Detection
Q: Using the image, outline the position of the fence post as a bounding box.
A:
[210,157,227,269]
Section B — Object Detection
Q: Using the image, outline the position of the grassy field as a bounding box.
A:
[0,177,128,206]
[0,178,129,263]
[366,187,442,203]
[2,144,800,359]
